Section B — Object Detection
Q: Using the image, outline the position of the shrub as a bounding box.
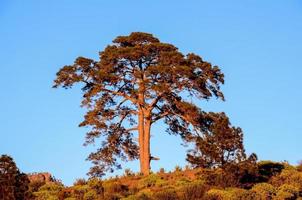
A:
[138,174,162,188]
[174,165,182,172]
[274,184,300,200]
[154,189,179,200]
[270,169,302,190]
[175,177,191,187]
[72,184,90,200]
[29,180,46,192]
[198,168,239,188]
[204,188,262,200]
[204,189,230,200]
[222,159,259,189]
[121,195,137,200]
[83,190,98,200]
[103,181,128,194]
[34,182,64,200]
[57,188,73,200]
[73,178,87,186]
[135,193,152,200]
[87,178,104,197]
[134,189,153,200]
[159,168,165,174]
[127,184,139,196]
[251,183,276,199]
[227,188,261,200]
[179,181,207,200]
[103,193,122,200]
[154,178,168,187]
[257,161,285,182]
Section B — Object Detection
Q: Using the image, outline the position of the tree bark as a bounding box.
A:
[143,118,151,175]
[137,70,151,176]
[138,108,151,176]
[138,108,145,175]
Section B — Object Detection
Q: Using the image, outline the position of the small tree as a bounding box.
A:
[186,112,246,168]
[54,32,224,176]
[0,155,32,200]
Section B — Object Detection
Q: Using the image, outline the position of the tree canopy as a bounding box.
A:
[0,155,32,200]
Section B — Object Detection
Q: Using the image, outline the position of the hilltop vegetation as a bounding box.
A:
[27,161,302,200]
[2,154,302,200]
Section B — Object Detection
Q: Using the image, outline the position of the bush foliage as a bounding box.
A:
[7,161,297,200]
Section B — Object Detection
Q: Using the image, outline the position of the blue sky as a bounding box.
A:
[1,0,302,185]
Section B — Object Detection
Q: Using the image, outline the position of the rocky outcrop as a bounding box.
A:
[27,172,54,183]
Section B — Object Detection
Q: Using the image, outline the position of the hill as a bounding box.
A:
[29,161,302,200]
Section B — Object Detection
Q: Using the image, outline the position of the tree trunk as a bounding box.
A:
[138,109,145,175]
[137,72,151,176]
[142,119,151,175]
[138,109,151,176]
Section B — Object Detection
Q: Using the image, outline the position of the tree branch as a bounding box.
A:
[115,99,128,110]
[151,111,170,124]
[101,88,138,105]
[126,127,138,132]
[147,93,164,112]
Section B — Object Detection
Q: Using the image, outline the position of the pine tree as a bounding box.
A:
[54,32,224,176]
